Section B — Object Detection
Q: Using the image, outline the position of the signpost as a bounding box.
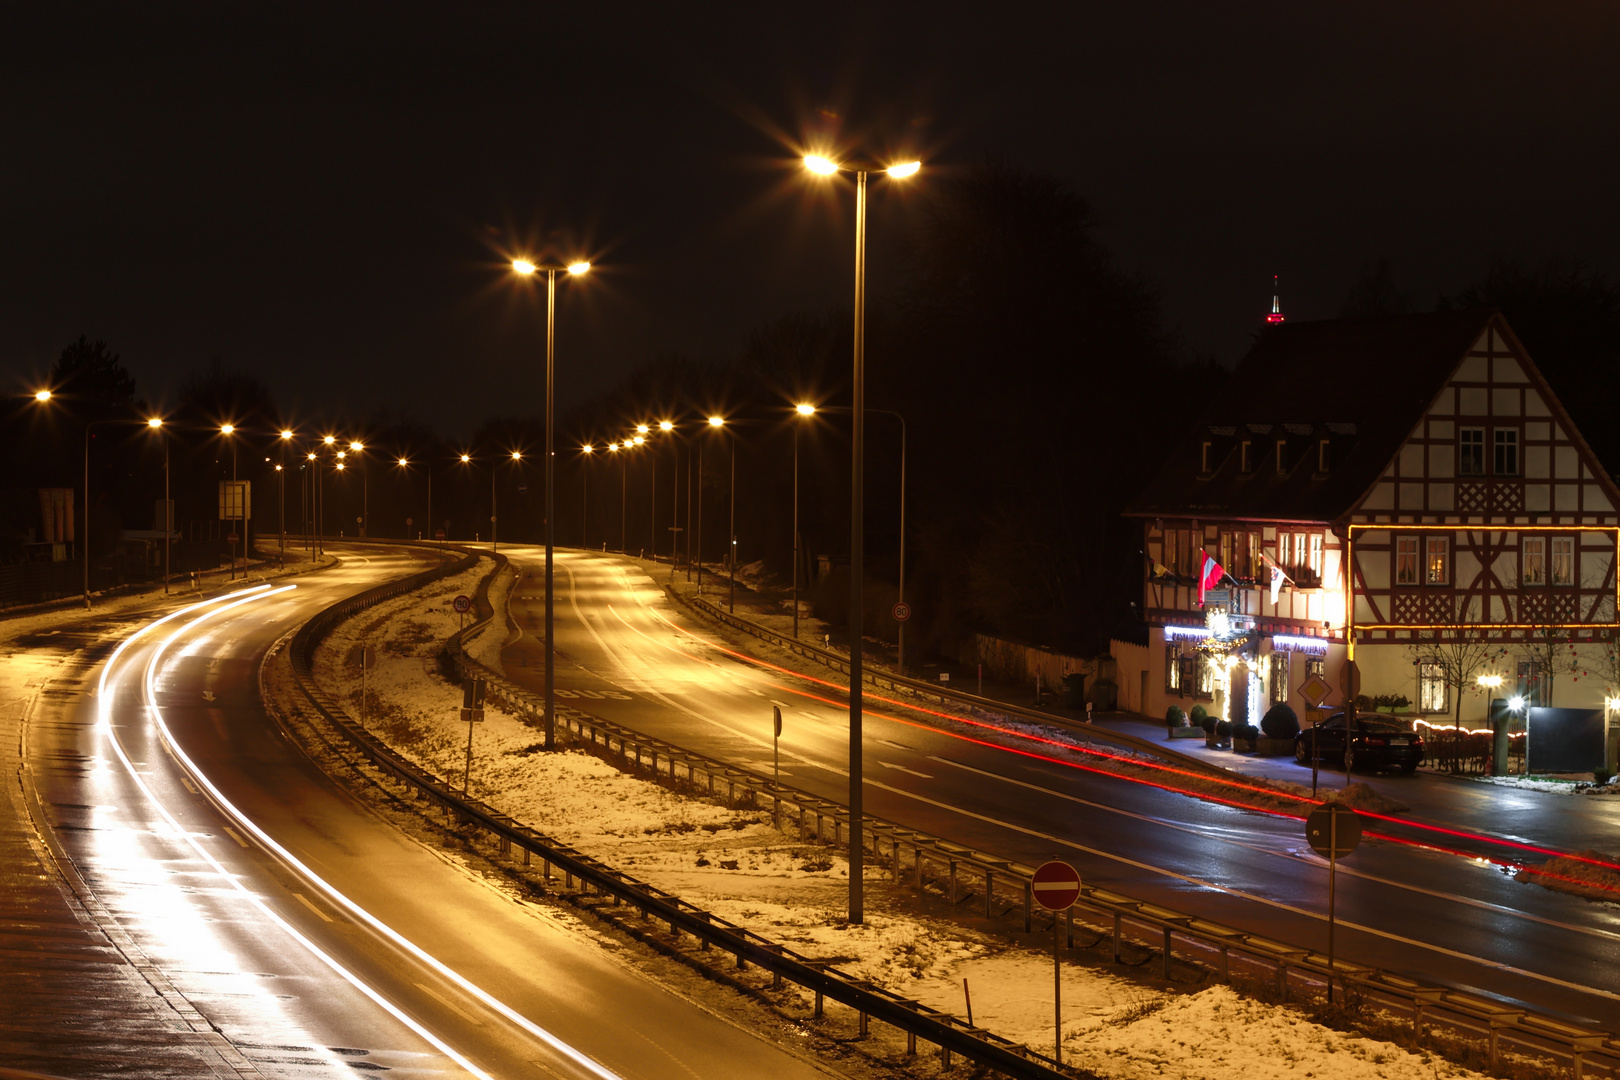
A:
[453,593,471,632]
[360,645,376,721]
[461,677,487,794]
[1305,802,1362,1002]
[1338,659,1361,778]
[771,705,783,788]
[1298,672,1333,794]
[891,600,911,623]
[1032,860,1082,1064]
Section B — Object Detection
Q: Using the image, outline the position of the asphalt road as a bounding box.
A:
[20,544,840,1080]
[500,547,1620,1031]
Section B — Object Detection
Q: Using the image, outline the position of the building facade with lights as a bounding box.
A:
[1125,309,1620,732]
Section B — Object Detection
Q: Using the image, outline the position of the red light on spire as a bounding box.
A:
[1266,275,1286,324]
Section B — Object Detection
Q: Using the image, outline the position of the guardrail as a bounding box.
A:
[291,548,1619,1079]
[286,549,1068,1078]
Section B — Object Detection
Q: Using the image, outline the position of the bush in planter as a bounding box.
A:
[1200,715,1217,735]
[1190,704,1209,725]
[1166,705,1187,727]
[1236,723,1260,743]
[1215,719,1233,739]
[1261,703,1300,740]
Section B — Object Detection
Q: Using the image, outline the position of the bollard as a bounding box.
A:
[1023,881,1032,932]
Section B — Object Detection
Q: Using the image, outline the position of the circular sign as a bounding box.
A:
[1031,860,1082,911]
[452,595,472,614]
[1305,803,1362,859]
[226,533,240,543]
[892,601,912,622]
[406,517,413,526]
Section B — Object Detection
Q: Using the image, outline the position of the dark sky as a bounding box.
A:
[6,3,1617,437]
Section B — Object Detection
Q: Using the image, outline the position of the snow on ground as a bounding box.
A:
[307,570,1512,1080]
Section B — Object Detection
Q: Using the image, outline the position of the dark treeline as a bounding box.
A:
[8,167,1617,656]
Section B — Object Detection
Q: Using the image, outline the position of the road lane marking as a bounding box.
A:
[222,826,250,848]
[415,980,486,1026]
[875,761,933,779]
[293,892,334,922]
[180,775,200,795]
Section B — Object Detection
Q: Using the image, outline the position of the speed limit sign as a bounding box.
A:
[892,601,912,622]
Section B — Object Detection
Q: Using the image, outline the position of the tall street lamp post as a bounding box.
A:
[492,450,520,552]
[579,444,594,547]
[350,441,368,538]
[279,430,295,564]
[146,417,170,593]
[608,442,628,552]
[511,257,591,752]
[804,151,920,924]
[791,404,815,639]
[659,420,679,575]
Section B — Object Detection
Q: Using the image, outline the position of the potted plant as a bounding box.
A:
[1201,714,1219,747]
[1257,704,1300,756]
[1214,719,1233,749]
[1166,705,1201,738]
[1234,723,1260,752]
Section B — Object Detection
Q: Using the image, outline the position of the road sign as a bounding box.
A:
[463,677,487,710]
[406,517,413,527]
[1338,659,1361,703]
[1305,803,1362,859]
[1031,860,1082,911]
[226,533,240,544]
[892,600,912,622]
[362,645,377,667]
[460,708,486,724]
[452,594,472,614]
[939,672,950,683]
[1298,672,1332,707]
[772,705,783,737]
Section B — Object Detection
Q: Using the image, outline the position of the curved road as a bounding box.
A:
[501,547,1620,1031]
[24,544,841,1079]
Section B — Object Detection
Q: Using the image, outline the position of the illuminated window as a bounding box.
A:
[1246,533,1260,579]
[1269,650,1289,705]
[1552,536,1575,586]
[1395,536,1419,585]
[1418,661,1447,713]
[1197,655,1214,697]
[1305,657,1325,680]
[1425,536,1450,585]
[1521,536,1545,586]
[1220,532,1235,576]
[1165,645,1181,693]
[1308,534,1323,580]
[1493,428,1519,475]
[1459,428,1485,476]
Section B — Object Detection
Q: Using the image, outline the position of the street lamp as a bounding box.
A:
[147,417,170,593]
[608,442,628,553]
[510,255,591,751]
[279,429,295,564]
[396,456,430,540]
[492,450,521,552]
[578,445,594,548]
[220,424,241,580]
[804,149,920,924]
[349,440,368,538]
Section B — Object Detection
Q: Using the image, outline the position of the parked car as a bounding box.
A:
[1294,712,1424,774]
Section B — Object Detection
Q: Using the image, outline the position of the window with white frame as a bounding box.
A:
[1425,535,1450,585]
[1493,428,1519,476]
[1521,536,1546,586]
[1165,645,1181,693]
[1197,655,1215,697]
[1395,536,1420,585]
[1418,661,1447,712]
[1459,427,1485,476]
[1552,536,1575,586]
[1308,534,1324,581]
[1269,650,1289,705]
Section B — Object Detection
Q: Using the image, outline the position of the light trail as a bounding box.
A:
[102,585,624,1080]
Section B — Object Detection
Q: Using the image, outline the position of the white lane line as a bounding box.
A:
[858,772,1620,1004]
[416,981,487,1026]
[928,754,1620,948]
[293,892,334,922]
[875,761,933,779]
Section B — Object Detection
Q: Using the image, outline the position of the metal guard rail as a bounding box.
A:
[285,549,1067,1078]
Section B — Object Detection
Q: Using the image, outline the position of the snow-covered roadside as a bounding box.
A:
[307,576,1522,1080]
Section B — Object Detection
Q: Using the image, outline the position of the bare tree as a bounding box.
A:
[1513,624,1582,705]
[1404,603,1499,772]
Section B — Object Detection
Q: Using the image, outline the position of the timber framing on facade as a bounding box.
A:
[1124,309,1620,729]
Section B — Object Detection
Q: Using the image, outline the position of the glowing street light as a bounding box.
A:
[803,147,921,925]
[508,255,592,750]
[34,389,51,402]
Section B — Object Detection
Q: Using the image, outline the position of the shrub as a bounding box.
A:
[1200,715,1217,734]
[1215,719,1233,738]
[1261,703,1300,740]
[1190,704,1209,724]
[1595,768,1614,786]
[1165,705,1186,727]
[1236,723,1260,742]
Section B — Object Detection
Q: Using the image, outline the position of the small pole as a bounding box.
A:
[978,663,983,697]
[1328,810,1338,1004]
[963,977,973,1027]
[772,705,782,789]
[1053,915,1063,1064]
[464,711,475,795]
[361,649,366,722]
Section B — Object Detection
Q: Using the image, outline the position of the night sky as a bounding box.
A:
[6,3,1617,436]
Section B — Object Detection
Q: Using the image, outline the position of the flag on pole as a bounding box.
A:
[1152,559,1172,578]
[1198,550,1225,601]
[1260,551,1294,604]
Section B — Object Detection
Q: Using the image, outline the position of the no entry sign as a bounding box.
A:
[1032,860,1082,911]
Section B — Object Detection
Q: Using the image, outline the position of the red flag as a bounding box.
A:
[1199,550,1226,600]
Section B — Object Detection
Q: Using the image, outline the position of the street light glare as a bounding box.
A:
[280,429,294,439]
[1510,696,1527,711]
[350,441,363,452]
[804,154,839,175]
[336,451,346,460]
[324,435,336,445]
[708,416,725,427]
[886,160,921,178]
[512,258,538,275]
[398,457,409,467]
[796,403,816,416]
[632,435,645,445]
[659,420,673,431]
[147,417,163,428]
[307,452,316,461]
[512,451,522,460]
[34,389,51,402]
[221,424,235,435]
[581,444,593,453]
[636,424,650,435]
[461,454,471,463]
[567,261,591,275]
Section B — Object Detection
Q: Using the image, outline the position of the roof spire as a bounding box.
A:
[1266,274,1286,325]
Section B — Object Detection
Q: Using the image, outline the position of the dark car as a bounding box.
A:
[1294,712,1424,774]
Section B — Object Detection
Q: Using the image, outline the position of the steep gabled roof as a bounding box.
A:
[1125,309,1498,523]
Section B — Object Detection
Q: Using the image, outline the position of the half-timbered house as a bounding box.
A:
[1125,309,1620,734]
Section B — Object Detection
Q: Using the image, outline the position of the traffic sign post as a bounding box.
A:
[1305,803,1362,1003]
[453,593,471,631]
[891,600,911,623]
[1338,660,1361,779]
[1033,860,1082,1065]
[1298,671,1333,795]
[462,677,488,794]
[771,705,783,789]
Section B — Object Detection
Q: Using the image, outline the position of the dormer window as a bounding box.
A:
[1275,440,1286,475]
[1317,439,1330,473]
[1201,440,1212,474]
[1240,440,1252,472]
